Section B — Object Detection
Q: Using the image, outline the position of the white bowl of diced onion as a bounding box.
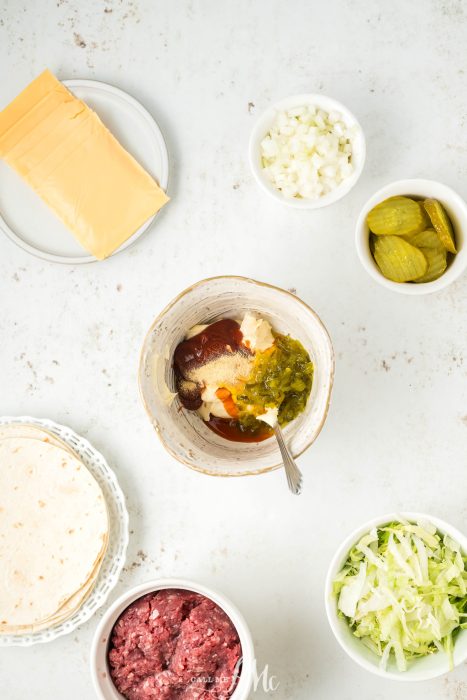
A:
[325,512,467,681]
[249,94,365,208]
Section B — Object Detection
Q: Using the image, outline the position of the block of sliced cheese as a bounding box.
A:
[0,70,169,259]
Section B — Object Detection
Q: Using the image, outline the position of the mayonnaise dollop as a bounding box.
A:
[239,312,275,352]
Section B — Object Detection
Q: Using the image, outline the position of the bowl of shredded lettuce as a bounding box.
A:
[325,513,467,680]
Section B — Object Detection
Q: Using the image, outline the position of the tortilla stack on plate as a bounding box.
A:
[0,423,76,456]
[0,429,109,634]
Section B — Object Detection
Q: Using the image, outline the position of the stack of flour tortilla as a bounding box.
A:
[0,423,109,635]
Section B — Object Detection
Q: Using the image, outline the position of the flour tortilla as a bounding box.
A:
[0,423,76,456]
[0,437,108,631]
[0,538,108,633]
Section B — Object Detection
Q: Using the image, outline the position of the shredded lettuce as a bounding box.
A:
[333,520,467,671]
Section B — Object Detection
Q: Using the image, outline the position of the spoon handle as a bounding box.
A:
[274,425,303,495]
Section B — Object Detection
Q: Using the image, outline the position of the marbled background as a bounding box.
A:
[0,0,466,698]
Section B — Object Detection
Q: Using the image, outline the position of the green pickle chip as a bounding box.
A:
[367,195,457,283]
[372,234,428,282]
[414,246,447,283]
[367,196,428,236]
[423,199,457,253]
[404,228,442,249]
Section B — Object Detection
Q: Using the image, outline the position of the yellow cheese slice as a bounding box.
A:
[0,70,169,259]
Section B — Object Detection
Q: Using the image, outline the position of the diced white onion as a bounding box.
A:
[260,104,358,200]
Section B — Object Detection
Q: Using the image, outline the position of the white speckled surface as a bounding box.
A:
[0,1,466,698]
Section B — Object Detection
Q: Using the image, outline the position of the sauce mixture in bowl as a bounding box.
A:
[173,312,313,442]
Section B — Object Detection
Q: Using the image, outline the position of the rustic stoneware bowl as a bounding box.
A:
[139,276,334,476]
[325,512,467,681]
[91,577,254,700]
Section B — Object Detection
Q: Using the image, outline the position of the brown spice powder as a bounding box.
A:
[187,352,253,389]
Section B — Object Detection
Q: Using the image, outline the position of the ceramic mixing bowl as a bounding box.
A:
[139,276,334,476]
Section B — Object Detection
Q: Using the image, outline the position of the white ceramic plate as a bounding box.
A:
[0,79,169,264]
[0,416,129,646]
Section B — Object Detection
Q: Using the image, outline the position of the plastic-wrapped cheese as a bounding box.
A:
[0,70,169,259]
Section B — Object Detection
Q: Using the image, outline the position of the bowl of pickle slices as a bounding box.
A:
[356,179,467,294]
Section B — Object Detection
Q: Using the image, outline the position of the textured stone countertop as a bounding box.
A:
[0,1,466,698]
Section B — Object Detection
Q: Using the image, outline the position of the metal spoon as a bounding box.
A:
[273,424,303,495]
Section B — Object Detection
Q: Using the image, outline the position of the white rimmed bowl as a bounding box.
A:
[356,179,467,294]
[138,276,334,477]
[249,93,366,209]
[91,578,254,700]
[325,512,467,681]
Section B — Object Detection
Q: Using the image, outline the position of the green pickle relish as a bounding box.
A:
[236,333,314,430]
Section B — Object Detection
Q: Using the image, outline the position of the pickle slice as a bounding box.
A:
[367,196,428,236]
[405,228,442,249]
[414,247,447,283]
[423,199,457,253]
[373,234,428,282]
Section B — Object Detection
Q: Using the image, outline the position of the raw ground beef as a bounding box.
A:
[108,589,242,700]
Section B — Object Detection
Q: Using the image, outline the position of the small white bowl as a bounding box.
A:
[91,578,254,700]
[139,276,334,477]
[249,93,366,209]
[325,512,467,681]
[356,179,467,294]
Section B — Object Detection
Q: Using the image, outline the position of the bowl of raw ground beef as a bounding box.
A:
[91,578,254,700]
